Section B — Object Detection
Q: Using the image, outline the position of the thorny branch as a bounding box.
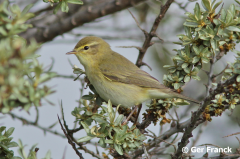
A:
[58,115,84,159]
[20,0,146,43]
[9,112,65,138]
[132,74,239,158]
[134,0,175,67]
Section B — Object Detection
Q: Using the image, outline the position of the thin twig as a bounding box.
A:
[57,115,84,159]
[9,113,65,138]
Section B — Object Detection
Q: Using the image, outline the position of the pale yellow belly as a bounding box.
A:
[88,75,149,108]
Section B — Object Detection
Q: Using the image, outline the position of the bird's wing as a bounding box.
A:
[99,52,169,90]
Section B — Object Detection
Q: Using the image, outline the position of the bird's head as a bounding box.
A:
[66,36,111,67]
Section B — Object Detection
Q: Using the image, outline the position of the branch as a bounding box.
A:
[57,115,84,159]
[9,112,65,138]
[135,0,174,67]
[21,0,146,43]
[131,74,238,158]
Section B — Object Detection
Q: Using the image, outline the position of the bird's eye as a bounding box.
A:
[84,46,89,50]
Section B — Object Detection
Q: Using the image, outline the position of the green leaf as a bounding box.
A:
[82,95,94,100]
[53,2,61,14]
[22,3,34,15]
[92,116,108,124]
[114,143,123,155]
[7,141,18,148]
[61,1,69,12]
[192,56,200,63]
[213,0,222,12]
[107,100,115,123]
[4,127,14,137]
[194,3,201,20]
[105,140,114,144]
[78,136,95,142]
[225,69,233,73]
[80,121,90,134]
[183,22,199,27]
[202,0,211,12]
[114,114,124,126]
[173,83,180,89]
[182,63,188,68]
[67,0,83,4]
[184,75,190,83]
[237,75,240,82]
[226,26,240,32]
[44,150,51,159]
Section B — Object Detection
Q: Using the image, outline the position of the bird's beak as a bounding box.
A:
[66,51,77,55]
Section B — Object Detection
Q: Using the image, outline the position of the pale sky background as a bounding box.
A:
[2,0,240,158]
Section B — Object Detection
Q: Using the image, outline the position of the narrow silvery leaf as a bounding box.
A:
[237,75,240,82]
[194,3,201,20]
[114,143,123,155]
[184,75,191,83]
[67,0,83,4]
[107,100,114,123]
[226,26,240,32]
[114,114,124,126]
[81,121,90,134]
[78,136,95,142]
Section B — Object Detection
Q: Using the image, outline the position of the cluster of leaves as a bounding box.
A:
[143,99,190,125]
[0,1,56,113]
[18,140,51,159]
[163,0,239,88]
[163,0,240,121]
[42,0,83,13]
[72,100,146,155]
[203,51,240,121]
[0,127,20,159]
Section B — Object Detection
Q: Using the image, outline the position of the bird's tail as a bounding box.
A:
[148,89,200,104]
[173,92,200,104]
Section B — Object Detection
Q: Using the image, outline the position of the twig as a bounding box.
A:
[223,132,240,138]
[134,0,174,67]
[21,0,147,43]
[132,74,238,158]
[57,115,84,159]
[9,112,65,138]
[172,53,216,158]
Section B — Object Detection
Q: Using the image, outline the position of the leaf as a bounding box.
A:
[201,0,211,12]
[194,3,201,20]
[81,95,94,100]
[182,63,188,68]
[44,150,51,159]
[114,114,124,126]
[67,0,83,4]
[226,26,240,32]
[53,2,61,14]
[105,140,114,144]
[4,127,14,137]
[114,143,123,155]
[183,22,199,27]
[213,0,222,12]
[78,136,95,142]
[192,56,200,63]
[184,75,190,83]
[61,1,69,12]
[80,121,90,134]
[22,3,34,15]
[107,100,115,123]
[237,75,240,82]
[7,141,18,148]
[173,83,180,89]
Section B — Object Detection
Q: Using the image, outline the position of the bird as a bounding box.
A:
[66,36,199,124]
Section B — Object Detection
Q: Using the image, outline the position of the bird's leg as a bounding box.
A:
[134,104,142,125]
[122,105,139,125]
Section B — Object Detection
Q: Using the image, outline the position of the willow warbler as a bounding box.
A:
[66,36,199,108]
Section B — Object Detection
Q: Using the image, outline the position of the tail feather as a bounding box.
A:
[174,92,200,104]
